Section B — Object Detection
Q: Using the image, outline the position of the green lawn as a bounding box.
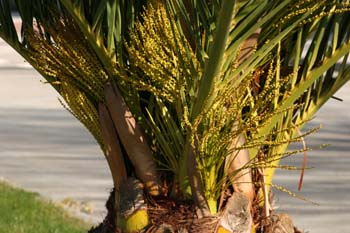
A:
[0,181,91,233]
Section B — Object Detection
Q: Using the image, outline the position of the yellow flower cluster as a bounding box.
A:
[123,3,199,103]
[25,17,106,145]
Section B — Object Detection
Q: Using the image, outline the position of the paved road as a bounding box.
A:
[0,38,349,232]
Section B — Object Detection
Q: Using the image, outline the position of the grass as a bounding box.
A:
[0,181,91,233]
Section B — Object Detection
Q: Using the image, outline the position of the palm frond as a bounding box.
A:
[2,0,350,222]
[253,2,350,187]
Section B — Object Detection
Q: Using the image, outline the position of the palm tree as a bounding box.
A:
[1,0,350,232]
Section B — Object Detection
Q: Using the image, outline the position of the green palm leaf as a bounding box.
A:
[2,0,350,230]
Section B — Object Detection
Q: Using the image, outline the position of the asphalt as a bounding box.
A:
[0,38,349,232]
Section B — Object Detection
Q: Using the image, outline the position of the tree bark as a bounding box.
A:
[104,83,161,196]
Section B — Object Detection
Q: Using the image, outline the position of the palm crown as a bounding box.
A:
[1,0,350,232]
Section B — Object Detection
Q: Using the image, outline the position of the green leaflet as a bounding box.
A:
[1,0,350,216]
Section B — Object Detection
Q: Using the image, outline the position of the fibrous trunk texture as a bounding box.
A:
[88,185,300,233]
[104,83,161,196]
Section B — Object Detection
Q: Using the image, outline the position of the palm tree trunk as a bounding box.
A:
[104,83,161,196]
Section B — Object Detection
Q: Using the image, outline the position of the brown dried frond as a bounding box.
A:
[147,195,220,233]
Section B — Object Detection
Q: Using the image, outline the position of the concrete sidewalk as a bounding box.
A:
[0,38,349,232]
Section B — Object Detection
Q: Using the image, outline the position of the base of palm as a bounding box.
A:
[88,185,301,233]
